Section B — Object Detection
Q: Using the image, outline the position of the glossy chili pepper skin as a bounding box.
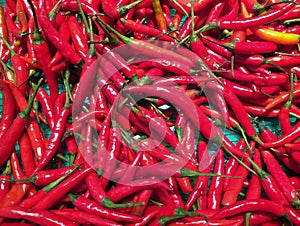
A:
[0,81,15,140]
[32,103,70,174]
[51,209,121,226]
[67,16,89,60]
[207,148,224,210]
[0,206,77,226]
[33,167,93,210]
[0,98,33,167]
[213,199,286,219]
[69,194,141,223]
[37,3,82,65]
[261,150,299,204]
[214,2,294,30]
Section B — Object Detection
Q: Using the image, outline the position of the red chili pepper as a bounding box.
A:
[213,199,286,219]
[33,167,93,210]
[223,41,277,54]
[0,162,11,203]
[16,0,28,34]
[1,38,28,95]
[263,121,300,148]
[126,85,247,159]
[18,132,35,176]
[222,140,249,206]
[20,166,79,208]
[245,150,262,200]
[68,193,141,223]
[0,80,15,140]
[223,155,238,191]
[32,76,71,174]
[285,207,300,225]
[67,16,89,60]
[258,124,300,174]
[261,149,299,204]
[0,5,8,57]
[0,80,42,168]
[35,87,55,130]
[218,0,239,22]
[36,2,82,65]
[185,145,214,210]
[120,18,173,41]
[0,181,32,224]
[101,0,143,18]
[207,148,224,210]
[51,208,121,226]
[202,2,294,31]
[0,206,77,226]
[266,85,300,110]
[206,2,225,24]
[48,19,71,69]
[107,179,170,203]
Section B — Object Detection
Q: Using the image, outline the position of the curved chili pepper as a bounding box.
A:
[258,124,300,174]
[206,2,225,24]
[51,209,120,226]
[37,3,82,65]
[0,162,11,203]
[0,5,8,57]
[223,41,277,54]
[68,193,141,223]
[20,166,79,208]
[0,80,15,140]
[220,0,240,22]
[213,199,286,219]
[222,140,249,206]
[265,85,300,109]
[0,80,42,168]
[253,27,300,45]
[48,19,71,69]
[0,206,77,226]
[33,167,93,210]
[19,132,35,176]
[285,207,300,225]
[16,0,28,34]
[185,147,214,210]
[68,16,89,60]
[263,121,300,148]
[35,87,55,130]
[32,100,70,173]
[207,148,224,210]
[120,18,173,42]
[245,150,262,200]
[261,150,299,204]
[201,2,294,31]
[0,181,32,224]
[126,85,247,158]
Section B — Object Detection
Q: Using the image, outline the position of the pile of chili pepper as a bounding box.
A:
[1,0,300,225]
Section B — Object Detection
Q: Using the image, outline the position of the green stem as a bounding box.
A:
[95,17,131,44]
[76,0,90,34]
[180,168,241,178]
[285,70,295,109]
[0,36,16,56]
[43,164,80,192]
[48,0,63,20]
[159,208,208,225]
[63,70,72,107]
[21,79,43,118]
[169,0,189,16]
[118,0,144,15]
[2,160,11,175]
[102,197,144,209]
